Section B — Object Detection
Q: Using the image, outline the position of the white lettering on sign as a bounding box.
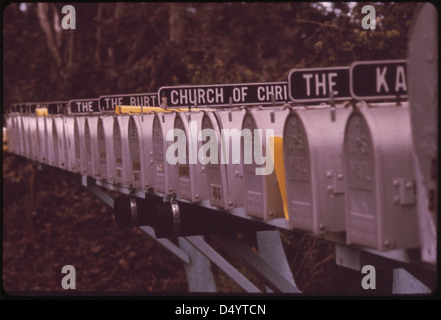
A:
[376,67,389,93]
[104,97,123,110]
[171,88,224,106]
[232,87,248,103]
[303,74,314,97]
[76,101,93,112]
[375,65,407,94]
[395,66,407,92]
[303,73,340,97]
[129,96,157,106]
[257,85,287,101]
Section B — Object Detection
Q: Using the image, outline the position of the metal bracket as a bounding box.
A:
[393,178,416,205]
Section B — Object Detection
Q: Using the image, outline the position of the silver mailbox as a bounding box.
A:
[28,115,38,161]
[128,114,156,191]
[97,115,116,183]
[21,115,31,159]
[73,117,87,174]
[52,116,66,169]
[284,106,350,234]
[84,117,100,178]
[63,116,76,172]
[152,112,179,195]
[36,116,47,163]
[43,116,54,165]
[113,115,132,187]
[242,107,289,220]
[172,111,209,202]
[6,116,15,154]
[201,109,245,210]
[343,102,420,251]
[7,114,17,154]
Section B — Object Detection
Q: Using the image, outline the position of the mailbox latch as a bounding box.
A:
[326,170,345,194]
[393,178,416,205]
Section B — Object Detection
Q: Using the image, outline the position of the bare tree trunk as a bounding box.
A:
[169,3,184,45]
[37,3,62,68]
[94,3,103,64]
[66,25,74,75]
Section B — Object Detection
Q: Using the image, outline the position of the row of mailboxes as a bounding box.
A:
[5,102,422,252]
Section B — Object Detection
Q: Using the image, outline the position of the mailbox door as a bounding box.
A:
[187,111,209,202]
[7,116,16,154]
[97,117,107,180]
[21,116,32,159]
[84,118,94,176]
[128,116,143,190]
[62,118,69,170]
[214,110,246,208]
[344,105,419,250]
[5,117,13,153]
[64,117,76,172]
[113,118,124,184]
[174,114,192,200]
[300,107,349,234]
[284,112,313,232]
[88,117,101,178]
[113,116,132,187]
[344,110,377,247]
[28,116,38,161]
[153,113,177,195]
[97,116,115,182]
[44,116,54,166]
[242,108,288,220]
[52,117,65,168]
[130,114,155,191]
[201,112,230,209]
[74,117,87,174]
[18,116,25,156]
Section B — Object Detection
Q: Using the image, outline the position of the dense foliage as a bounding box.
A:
[3,2,417,110]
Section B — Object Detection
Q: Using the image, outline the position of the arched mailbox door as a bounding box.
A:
[44,116,54,165]
[128,114,155,191]
[73,117,87,174]
[5,116,13,153]
[242,107,289,221]
[63,117,76,172]
[84,117,100,178]
[173,111,208,202]
[97,115,115,183]
[113,116,132,187]
[128,116,144,190]
[152,112,179,196]
[28,116,38,161]
[343,103,420,251]
[22,116,32,159]
[52,116,65,168]
[201,109,245,210]
[7,115,17,154]
[36,116,46,163]
[284,106,350,234]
